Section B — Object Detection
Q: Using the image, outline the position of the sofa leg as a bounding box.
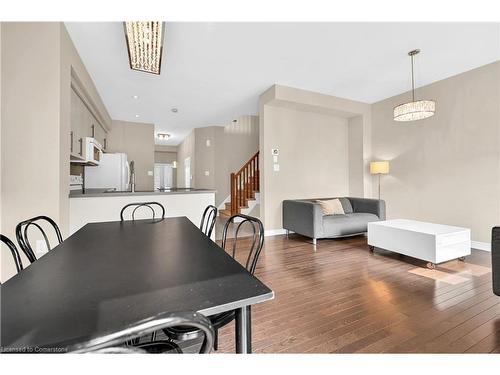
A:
[312,238,317,245]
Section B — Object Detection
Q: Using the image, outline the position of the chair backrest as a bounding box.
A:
[1,234,23,273]
[120,202,166,221]
[69,311,214,354]
[221,214,264,275]
[15,216,63,264]
[200,205,218,238]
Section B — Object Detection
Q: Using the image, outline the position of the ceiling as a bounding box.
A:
[65,22,500,146]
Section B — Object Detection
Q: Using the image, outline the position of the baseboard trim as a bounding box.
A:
[471,241,491,252]
[265,229,289,237]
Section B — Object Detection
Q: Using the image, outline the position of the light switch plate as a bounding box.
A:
[271,148,279,156]
[147,171,153,176]
[206,139,211,147]
[205,170,210,176]
[273,164,280,172]
[273,155,278,163]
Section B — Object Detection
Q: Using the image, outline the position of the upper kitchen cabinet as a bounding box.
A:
[91,114,107,149]
[70,87,108,158]
[70,88,85,157]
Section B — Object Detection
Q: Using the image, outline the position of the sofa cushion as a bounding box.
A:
[322,213,379,237]
[339,198,353,214]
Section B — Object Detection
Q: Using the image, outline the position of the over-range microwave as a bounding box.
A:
[71,137,103,166]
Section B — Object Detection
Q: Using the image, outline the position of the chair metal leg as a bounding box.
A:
[213,328,219,351]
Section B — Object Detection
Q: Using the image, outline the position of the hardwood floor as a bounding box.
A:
[213,233,499,353]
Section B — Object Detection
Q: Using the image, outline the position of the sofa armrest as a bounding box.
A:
[492,227,500,296]
[282,200,323,239]
[348,197,386,220]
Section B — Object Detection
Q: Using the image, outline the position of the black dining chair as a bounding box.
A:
[120,202,166,221]
[1,234,24,273]
[200,205,218,238]
[69,311,215,354]
[164,214,265,351]
[15,216,63,264]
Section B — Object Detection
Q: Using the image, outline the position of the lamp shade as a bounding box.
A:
[370,161,389,174]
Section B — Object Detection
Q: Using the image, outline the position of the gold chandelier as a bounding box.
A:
[394,49,436,122]
[124,22,165,75]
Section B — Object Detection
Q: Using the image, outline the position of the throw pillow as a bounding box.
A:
[316,198,345,215]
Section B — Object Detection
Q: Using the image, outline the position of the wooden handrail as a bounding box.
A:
[230,151,259,215]
[236,151,260,175]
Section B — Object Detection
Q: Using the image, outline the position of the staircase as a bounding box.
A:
[219,151,259,217]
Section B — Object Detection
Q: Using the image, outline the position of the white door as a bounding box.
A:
[154,163,174,190]
[184,157,191,188]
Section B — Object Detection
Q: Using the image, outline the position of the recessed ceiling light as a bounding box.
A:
[171,108,178,113]
[135,114,140,118]
[157,133,170,140]
[124,22,165,75]
[132,95,139,99]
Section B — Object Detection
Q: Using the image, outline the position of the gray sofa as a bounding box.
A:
[282,197,386,244]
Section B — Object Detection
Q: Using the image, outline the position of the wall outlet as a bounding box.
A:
[147,170,153,176]
[273,155,278,163]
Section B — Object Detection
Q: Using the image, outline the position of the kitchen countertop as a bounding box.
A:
[69,188,217,198]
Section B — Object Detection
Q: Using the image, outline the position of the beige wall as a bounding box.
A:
[371,61,500,243]
[177,129,195,188]
[1,23,112,281]
[154,151,177,164]
[214,116,260,206]
[259,85,372,230]
[175,116,259,205]
[260,105,350,229]
[107,120,155,191]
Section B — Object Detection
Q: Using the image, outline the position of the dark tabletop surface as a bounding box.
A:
[1,217,273,350]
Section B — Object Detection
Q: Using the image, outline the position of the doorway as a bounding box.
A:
[154,163,174,190]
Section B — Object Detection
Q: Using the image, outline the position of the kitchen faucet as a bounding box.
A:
[129,160,136,193]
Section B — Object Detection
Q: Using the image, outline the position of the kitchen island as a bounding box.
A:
[69,188,216,234]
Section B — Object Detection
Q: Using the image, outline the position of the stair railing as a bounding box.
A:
[230,151,259,215]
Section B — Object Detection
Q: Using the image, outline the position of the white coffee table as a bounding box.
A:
[367,219,471,269]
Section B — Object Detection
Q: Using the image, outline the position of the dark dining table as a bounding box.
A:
[1,216,274,353]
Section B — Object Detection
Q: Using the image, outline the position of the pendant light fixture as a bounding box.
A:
[393,49,436,122]
[124,22,165,75]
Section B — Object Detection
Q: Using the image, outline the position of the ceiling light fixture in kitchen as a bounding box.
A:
[157,133,170,140]
[124,21,165,75]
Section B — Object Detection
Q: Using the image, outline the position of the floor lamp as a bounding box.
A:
[370,161,390,200]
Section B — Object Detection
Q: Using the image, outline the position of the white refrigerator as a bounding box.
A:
[84,153,130,191]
